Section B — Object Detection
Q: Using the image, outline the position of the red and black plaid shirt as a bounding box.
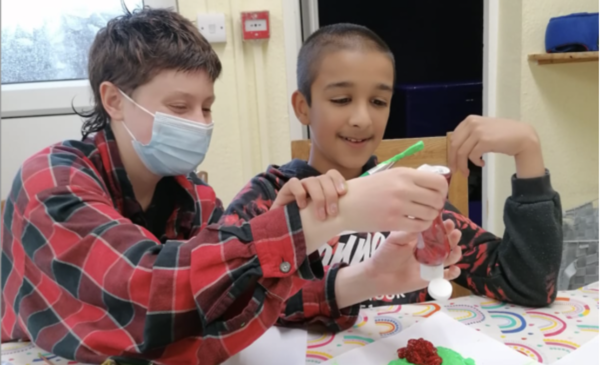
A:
[1,127,346,364]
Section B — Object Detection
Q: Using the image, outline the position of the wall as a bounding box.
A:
[494,0,599,231]
[178,0,294,205]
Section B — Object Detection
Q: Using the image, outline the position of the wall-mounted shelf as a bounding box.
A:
[528,51,599,65]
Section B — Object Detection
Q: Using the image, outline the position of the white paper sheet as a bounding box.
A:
[221,326,308,365]
[552,336,599,365]
[322,312,539,365]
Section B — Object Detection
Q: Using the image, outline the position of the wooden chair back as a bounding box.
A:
[291,132,471,298]
[197,171,208,183]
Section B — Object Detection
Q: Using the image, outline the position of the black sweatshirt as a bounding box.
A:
[223,157,563,308]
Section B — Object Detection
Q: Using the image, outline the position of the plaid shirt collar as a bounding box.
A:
[93,127,200,237]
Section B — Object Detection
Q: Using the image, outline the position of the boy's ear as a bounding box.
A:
[100,81,125,122]
[292,90,310,126]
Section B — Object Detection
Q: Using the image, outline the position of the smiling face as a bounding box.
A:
[293,49,394,178]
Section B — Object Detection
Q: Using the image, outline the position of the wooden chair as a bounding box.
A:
[197,171,208,183]
[291,132,472,298]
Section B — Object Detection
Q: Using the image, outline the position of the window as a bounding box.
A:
[0,0,177,118]
[2,0,145,84]
[0,0,179,200]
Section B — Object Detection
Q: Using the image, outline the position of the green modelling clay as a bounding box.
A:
[387,346,475,365]
[436,347,475,365]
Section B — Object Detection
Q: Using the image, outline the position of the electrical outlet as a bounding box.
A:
[197,13,226,43]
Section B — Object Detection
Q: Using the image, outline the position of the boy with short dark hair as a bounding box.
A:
[223,23,563,316]
[1,10,456,365]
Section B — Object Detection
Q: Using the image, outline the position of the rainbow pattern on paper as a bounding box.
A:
[526,311,567,337]
[353,314,368,328]
[576,324,599,332]
[375,316,402,337]
[377,305,402,315]
[0,343,35,355]
[554,297,591,318]
[578,286,599,295]
[505,342,545,362]
[307,333,335,348]
[488,311,527,333]
[412,303,441,318]
[0,344,79,365]
[480,299,505,310]
[32,353,60,363]
[445,304,486,325]
[342,335,375,347]
[543,339,580,351]
[306,350,333,363]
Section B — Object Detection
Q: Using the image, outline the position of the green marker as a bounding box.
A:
[336,140,425,237]
[360,140,424,177]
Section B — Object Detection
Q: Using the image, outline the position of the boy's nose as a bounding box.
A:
[349,104,372,128]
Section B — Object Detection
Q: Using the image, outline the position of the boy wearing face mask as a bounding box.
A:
[1,8,454,365]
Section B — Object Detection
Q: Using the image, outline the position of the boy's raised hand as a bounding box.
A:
[334,219,462,308]
[448,115,544,178]
[366,219,462,297]
[340,167,448,234]
[271,169,347,220]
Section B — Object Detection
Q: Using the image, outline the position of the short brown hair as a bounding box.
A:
[297,23,395,106]
[79,6,222,138]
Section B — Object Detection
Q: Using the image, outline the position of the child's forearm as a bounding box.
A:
[333,262,378,309]
[300,202,344,253]
[514,134,546,179]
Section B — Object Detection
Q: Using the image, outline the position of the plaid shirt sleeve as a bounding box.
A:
[1,146,323,364]
[445,171,562,307]
[222,174,359,332]
[276,263,359,332]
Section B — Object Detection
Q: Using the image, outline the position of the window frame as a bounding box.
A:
[0,0,178,119]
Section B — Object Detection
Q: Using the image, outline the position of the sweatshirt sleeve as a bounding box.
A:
[221,172,359,331]
[445,170,563,307]
[219,173,278,225]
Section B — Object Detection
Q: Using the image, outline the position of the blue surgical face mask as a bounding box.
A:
[119,90,213,176]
